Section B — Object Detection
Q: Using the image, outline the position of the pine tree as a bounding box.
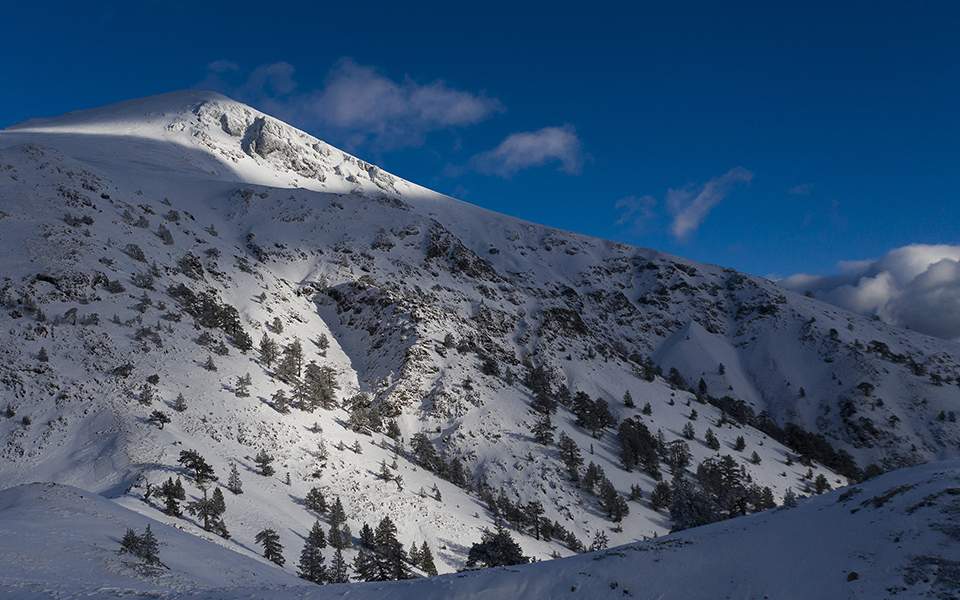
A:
[329,497,347,529]
[186,487,228,535]
[734,436,746,451]
[705,428,720,451]
[446,457,468,487]
[359,523,375,548]
[328,522,346,551]
[408,541,421,566]
[158,477,186,516]
[669,476,720,531]
[590,529,609,551]
[254,449,275,476]
[641,402,652,415]
[651,480,672,510]
[138,524,160,564]
[329,547,350,583]
[782,487,798,508]
[120,528,142,557]
[302,361,340,411]
[298,521,328,584]
[271,389,289,414]
[465,524,529,568]
[276,339,304,385]
[138,385,155,406]
[419,541,438,576]
[667,440,692,476]
[203,355,217,371]
[385,420,402,440]
[410,433,439,471]
[682,422,696,440]
[234,373,252,397]
[623,390,635,408]
[178,450,217,486]
[226,463,243,494]
[531,412,555,445]
[353,548,379,581]
[530,391,556,415]
[750,451,762,464]
[526,499,546,539]
[814,473,831,494]
[259,333,279,368]
[582,461,605,494]
[172,393,187,412]
[270,316,284,333]
[599,478,629,521]
[147,410,170,429]
[305,487,327,513]
[557,432,583,481]
[378,459,393,481]
[373,516,409,580]
[255,528,285,566]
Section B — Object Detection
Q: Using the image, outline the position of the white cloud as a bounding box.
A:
[615,195,657,232]
[667,167,753,240]
[207,59,239,74]
[199,59,501,150]
[471,125,582,177]
[781,244,960,339]
[240,62,297,97]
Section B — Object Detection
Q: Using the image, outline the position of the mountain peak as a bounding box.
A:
[6,89,239,133]
[1,89,421,197]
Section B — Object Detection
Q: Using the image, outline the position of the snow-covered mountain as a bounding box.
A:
[0,91,958,582]
[3,460,958,599]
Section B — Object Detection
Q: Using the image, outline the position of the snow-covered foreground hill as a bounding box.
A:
[2,460,958,599]
[0,91,958,585]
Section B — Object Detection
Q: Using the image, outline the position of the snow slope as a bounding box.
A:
[0,91,958,579]
[3,460,958,599]
[0,482,300,598]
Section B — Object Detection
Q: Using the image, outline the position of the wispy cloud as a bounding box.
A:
[781,244,960,339]
[667,167,753,240]
[470,125,582,177]
[198,59,502,150]
[615,195,657,233]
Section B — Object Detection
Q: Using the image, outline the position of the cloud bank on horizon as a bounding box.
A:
[782,244,960,340]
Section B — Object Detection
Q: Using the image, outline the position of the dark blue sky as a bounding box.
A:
[4,1,958,277]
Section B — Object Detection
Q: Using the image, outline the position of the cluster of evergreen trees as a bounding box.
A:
[465,524,529,569]
[259,334,340,413]
[707,395,861,480]
[166,284,252,351]
[408,433,469,487]
[477,485,584,551]
[668,454,777,531]
[223,484,442,585]
[151,450,230,538]
[571,392,617,437]
[119,525,161,566]
[617,417,661,477]
[581,462,630,522]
